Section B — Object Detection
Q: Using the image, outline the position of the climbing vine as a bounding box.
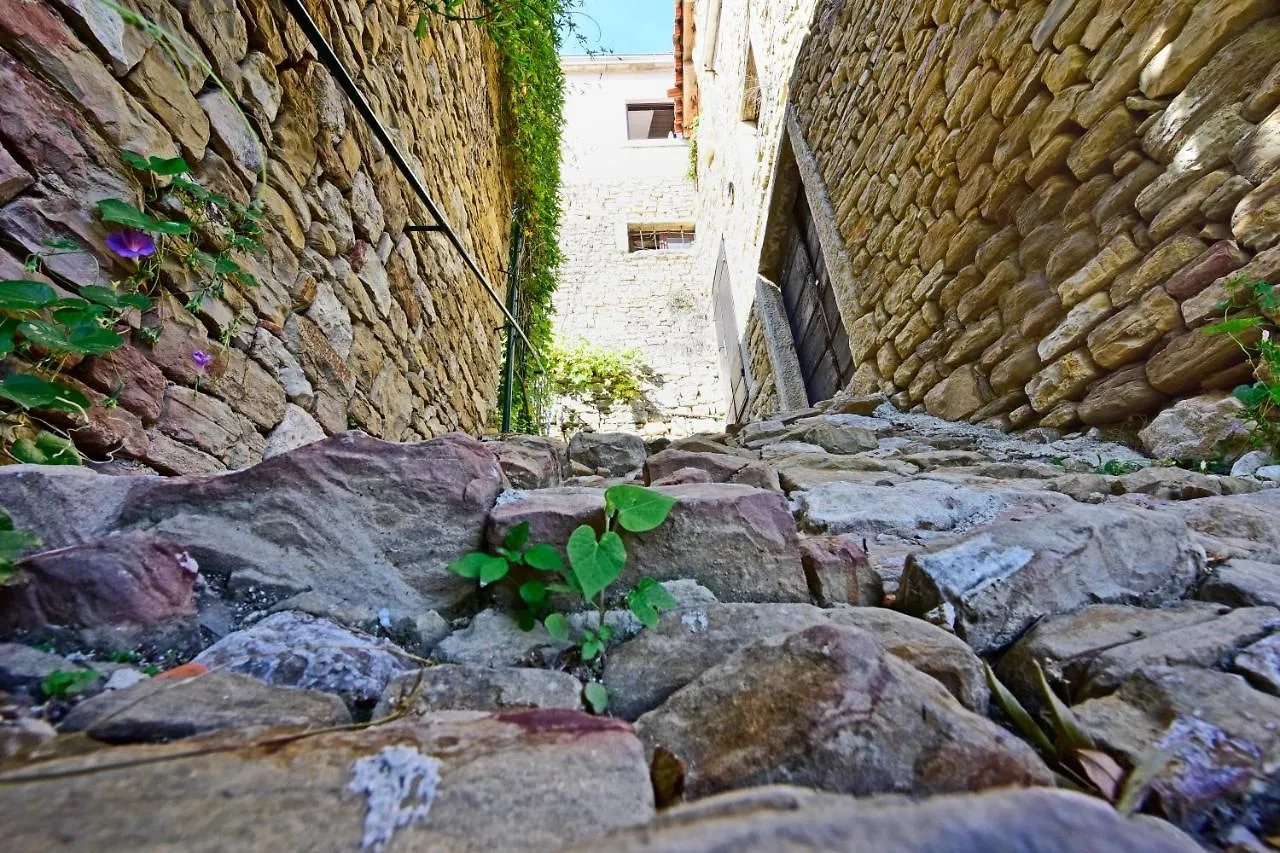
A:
[1205,277,1280,455]
[414,0,590,431]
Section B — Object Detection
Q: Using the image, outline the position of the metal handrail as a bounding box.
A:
[281,0,544,374]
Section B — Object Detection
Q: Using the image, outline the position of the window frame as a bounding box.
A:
[624,100,678,141]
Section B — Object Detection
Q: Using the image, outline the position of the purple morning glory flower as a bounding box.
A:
[191,350,213,370]
[106,229,156,259]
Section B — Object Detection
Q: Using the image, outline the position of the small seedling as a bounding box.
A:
[41,668,98,699]
[449,484,680,712]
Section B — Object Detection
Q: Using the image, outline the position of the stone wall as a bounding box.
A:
[686,0,827,421]
[784,0,1280,429]
[554,57,724,438]
[0,0,514,473]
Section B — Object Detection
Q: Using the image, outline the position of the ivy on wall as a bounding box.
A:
[415,0,580,432]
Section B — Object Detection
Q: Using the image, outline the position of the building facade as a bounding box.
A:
[684,0,1280,432]
[552,54,724,438]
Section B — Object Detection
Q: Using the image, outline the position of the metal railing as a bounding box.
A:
[281,0,543,429]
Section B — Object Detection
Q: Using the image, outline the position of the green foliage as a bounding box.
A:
[986,662,1169,809]
[1204,277,1280,455]
[543,341,653,431]
[40,668,99,699]
[448,484,680,713]
[411,1,573,431]
[1092,459,1143,476]
[0,508,39,585]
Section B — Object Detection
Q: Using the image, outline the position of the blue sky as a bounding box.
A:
[559,0,675,55]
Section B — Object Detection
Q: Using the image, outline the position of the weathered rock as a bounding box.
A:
[373,665,584,717]
[560,785,1201,853]
[1079,606,1280,698]
[1198,558,1280,608]
[0,642,97,699]
[791,479,1070,541]
[263,403,326,458]
[60,671,351,743]
[118,432,504,618]
[788,421,879,454]
[603,603,989,720]
[489,436,563,490]
[898,503,1204,653]
[1072,666,1280,838]
[193,612,411,709]
[0,465,147,551]
[644,448,779,491]
[0,710,654,852]
[488,484,808,605]
[568,432,646,476]
[1170,490,1280,562]
[996,602,1228,712]
[1139,393,1249,461]
[797,534,883,606]
[0,532,199,648]
[1233,633,1280,694]
[633,623,1050,799]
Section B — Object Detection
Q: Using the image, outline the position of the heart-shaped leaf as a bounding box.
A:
[96,198,154,230]
[583,681,608,714]
[479,556,509,586]
[504,521,530,552]
[581,640,602,660]
[519,581,547,608]
[567,525,625,602]
[627,593,659,629]
[0,374,89,412]
[447,551,491,579]
[524,543,564,572]
[514,610,536,632]
[0,280,58,312]
[605,484,677,533]
[544,612,570,641]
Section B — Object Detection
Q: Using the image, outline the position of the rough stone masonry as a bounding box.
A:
[0,0,515,473]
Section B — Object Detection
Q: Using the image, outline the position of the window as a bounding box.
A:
[626,102,677,140]
[628,224,696,252]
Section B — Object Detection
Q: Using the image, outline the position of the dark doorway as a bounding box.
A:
[712,244,751,423]
[778,188,853,404]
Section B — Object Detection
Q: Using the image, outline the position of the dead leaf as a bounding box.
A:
[650,746,685,809]
[1074,748,1125,802]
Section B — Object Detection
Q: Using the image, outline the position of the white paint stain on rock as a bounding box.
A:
[348,745,442,850]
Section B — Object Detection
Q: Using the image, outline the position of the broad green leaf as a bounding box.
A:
[96,198,154,230]
[627,590,658,629]
[596,624,614,642]
[79,285,151,312]
[447,551,491,579]
[120,150,150,170]
[519,581,547,608]
[0,526,39,560]
[514,609,536,632]
[34,430,79,465]
[567,525,626,602]
[504,521,530,552]
[146,155,189,176]
[0,374,90,412]
[67,321,125,355]
[581,640,602,660]
[1035,661,1095,752]
[414,11,429,39]
[1202,316,1261,336]
[984,662,1056,757]
[148,218,192,237]
[0,318,15,358]
[1235,383,1269,407]
[7,437,46,464]
[544,612,570,641]
[524,542,564,572]
[478,556,509,586]
[605,484,677,533]
[0,510,14,532]
[583,681,608,714]
[0,280,58,312]
[636,577,678,610]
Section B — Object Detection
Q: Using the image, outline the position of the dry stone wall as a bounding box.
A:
[0,0,513,473]
[787,0,1280,430]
